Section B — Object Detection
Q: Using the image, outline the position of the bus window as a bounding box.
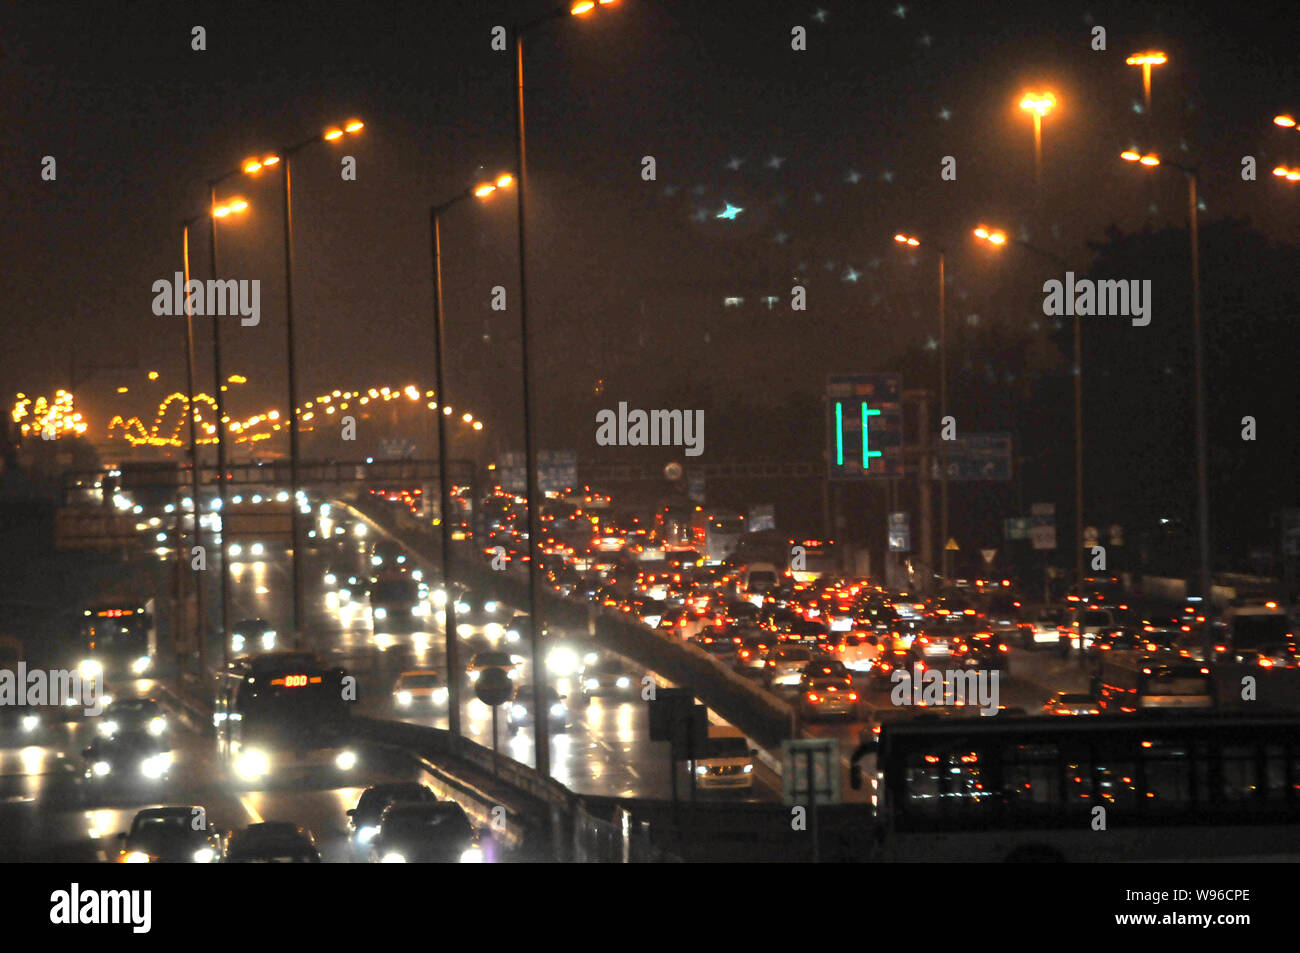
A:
[1141,742,1194,807]
[1002,743,1062,811]
[1221,745,1259,802]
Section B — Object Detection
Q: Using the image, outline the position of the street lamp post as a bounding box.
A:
[973,226,1083,589]
[241,121,363,650]
[894,234,948,588]
[1120,152,1211,635]
[510,0,621,779]
[180,218,206,681]
[431,173,515,740]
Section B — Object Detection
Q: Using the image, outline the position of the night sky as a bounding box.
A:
[4,0,1299,547]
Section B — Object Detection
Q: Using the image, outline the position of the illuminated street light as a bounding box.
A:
[1125,51,1167,113]
[1019,91,1056,191]
[1275,115,1297,128]
[894,233,920,246]
[1272,165,1300,182]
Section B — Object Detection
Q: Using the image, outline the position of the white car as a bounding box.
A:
[695,727,755,790]
[1066,607,1116,650]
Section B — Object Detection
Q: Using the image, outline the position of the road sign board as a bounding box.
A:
[827,374,903,479]
[946,538,960,551]
[474,667,513,707]
[981,548,997,564]
[499,451,577,494]
[1084,525,1100,546]
[54,509,139,551]
[888,512,910,552]
[1004,517,1031,540]
[1030,503,1056,551]
[931,432,1013,481]
[782,738,841,806]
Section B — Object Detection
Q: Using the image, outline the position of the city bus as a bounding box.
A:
[77,600,157,683]
[854,712,1300,862]
[1095,658,1217,713]
[690,509,746,565]
[213,651,358,784]
[789,539,837,584]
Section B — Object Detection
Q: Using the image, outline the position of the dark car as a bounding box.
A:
[96,697,168,739]
[347,782,438,851]
[116,806,225,864]
[230,618,278,654]
[951,629,1011,671]
[81,732,172,788]
[224,822,321,863]
[579,656,640,702]
[369,801,481,863]
[693,626,740,659]
[799,657,852,685]
[508,685,568,733]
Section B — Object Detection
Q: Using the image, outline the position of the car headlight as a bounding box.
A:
[21,714,38,732]
[148,716,167,736]
[380,852,406,863]
[79,659,103,679]
[235,749,270,780]
[232,635,245,651]
[547,647,578,676]
[433,687,449,704]
[455,601,470,614]
[743,764,754,773]
[468,669,480,682]
[357,826,380,844]
[123,851,150,864]
[550,702,566,717]
[460,847,484,864]
[141,752,171,779]
[92,760,111,777]
[396,691,413,706]
[335,750,358,770]
[192,847,216,864]
[511,705,527,719]
[98,720,119,737]
[262,631,276,649]
[585,678,599,690]
[339,589,352,602]
[397,555,406,564]
[132,656,151,674]
[484,622,504,639]
[432,588,447,607]
[412,570,423,581]
[695,765,708,776]
[413,603,431,618]
[616,677,631,689]
[505,628,521,643]
[484,601,498,614]
[324,573,337,586]
[371,556,383,566]
[373,607,388,620]
[229,543,243,557]
[251,543,264,556]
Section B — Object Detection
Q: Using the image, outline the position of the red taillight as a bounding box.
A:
[807,693,820,702]
[998,643,1008,652]
[847,692,858,701]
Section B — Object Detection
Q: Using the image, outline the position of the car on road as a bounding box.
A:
[224,822,321,863]
[466,651,522,684]
[1064,607,1118,650]
[1042,691,1101,716]
[695,726,756,791]
[799,657,852,684]
[370,801,482,863]
[842,633,884,673]
[508,685,569,733]
[910,628,959,663]
[799,676,858,720]
[116,806,225,863]
[579,656,639,702]
[370,577,432,631]
[693,627,740,659]
[347,782,438,851]
[97,697,168,739]
[763,646,814,688]
[951,629,1011,671]
[1018,607,1066,648]
[393,670,447,710]
[80,733,172,788]
[453,591,512,640]
[735,633,773,671]
[230,618,277,654]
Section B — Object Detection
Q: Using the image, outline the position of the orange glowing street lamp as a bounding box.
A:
[1273,165,1300,182]
[1275,115,1297,129]
[1019,91,1056,189]
[1125,51,1167,113]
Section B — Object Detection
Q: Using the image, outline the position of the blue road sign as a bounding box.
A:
[827,374,903,479]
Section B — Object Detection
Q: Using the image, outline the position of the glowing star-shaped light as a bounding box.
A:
[766,155,786,169]
[924,336,938,351]
[845,169,862,184]
[812,8,828,23]
[762,295,780,309]
[716,203,743,220]
[725,157,745,171]
[1131,100,1145,115]
[843,267,860,282]
[893,4,907,18]
[938,107,952,121]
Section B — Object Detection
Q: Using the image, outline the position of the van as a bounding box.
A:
[695,725,756,791]
[740,563,780,607]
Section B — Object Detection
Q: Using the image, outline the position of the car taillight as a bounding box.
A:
[807,693,820,702]
[998,643,1008,652]
[847,692,858,701]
